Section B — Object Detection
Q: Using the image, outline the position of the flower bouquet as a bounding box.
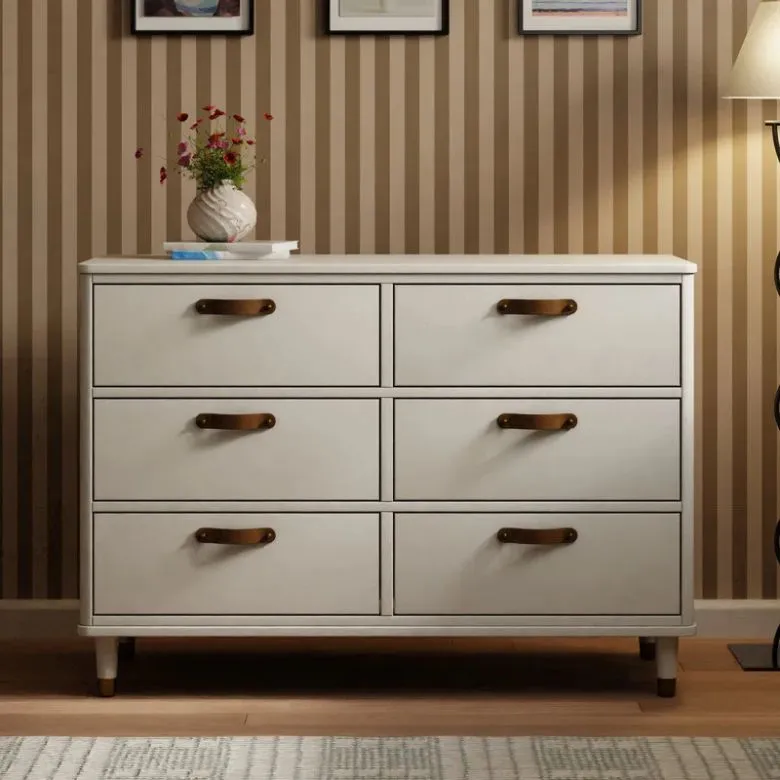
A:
[136,105,273,242]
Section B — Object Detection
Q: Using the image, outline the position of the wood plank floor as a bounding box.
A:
[1,637,780,736]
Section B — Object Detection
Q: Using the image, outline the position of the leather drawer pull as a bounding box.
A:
[195,527,276,546]
[497,413,577,431]
[195,298,276,316]
[496,298,577,316]
[497,527,578,545]
[196,413,276,431]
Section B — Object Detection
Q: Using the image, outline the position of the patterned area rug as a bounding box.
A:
[2,736,780,779]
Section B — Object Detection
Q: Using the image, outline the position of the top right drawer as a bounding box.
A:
[394,285,681,387]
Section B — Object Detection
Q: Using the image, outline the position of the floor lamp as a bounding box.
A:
[723,0,780,671]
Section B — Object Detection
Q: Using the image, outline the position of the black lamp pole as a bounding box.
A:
[769,120,780,163]
[729,119,780,671]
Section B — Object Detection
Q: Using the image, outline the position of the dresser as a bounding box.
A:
[78,255,697,698]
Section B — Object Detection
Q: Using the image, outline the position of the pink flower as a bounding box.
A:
[233,113,245,123]
[159,166,167,184]
[209,109,226,120]
[264,112,274,121]
[245,139,255,145]
[202,104,216,112]
[237,126,247,137]
[190,118,204,130]
[231,137,243,145]
[178,154,191,167]
[134,147,144,159]
[177,141,188,156]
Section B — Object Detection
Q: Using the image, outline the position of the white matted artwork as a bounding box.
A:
[132,0,254,34]
[326,0,449,34]
[519,0,641,35]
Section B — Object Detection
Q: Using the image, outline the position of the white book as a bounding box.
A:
[163,240,299,259]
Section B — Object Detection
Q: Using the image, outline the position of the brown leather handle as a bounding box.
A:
[195,413,276,431]
[497,527,578,545]
[496,299,577,316]
[195,527,276,545]
[497,413,577,431]
[195,298,276,316]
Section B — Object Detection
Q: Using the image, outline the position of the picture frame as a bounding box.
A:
[131,0,254,36]
[324,0,449,35]
[518,0,641,36]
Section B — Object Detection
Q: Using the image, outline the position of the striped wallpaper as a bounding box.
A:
[0,0,778,601]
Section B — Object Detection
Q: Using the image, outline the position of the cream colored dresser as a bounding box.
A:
[78,255,697,697]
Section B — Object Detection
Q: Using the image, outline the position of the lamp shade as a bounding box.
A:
[724,0,780,99]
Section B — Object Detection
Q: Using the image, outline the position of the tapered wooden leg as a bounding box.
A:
[118,637,136,662]
[639,637,656,661]
[655,636,678,698]
[96,637,119,697]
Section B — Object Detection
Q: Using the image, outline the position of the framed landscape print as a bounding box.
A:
[325,0,449,35]
[519,0,641,35]
[132,0,254,35]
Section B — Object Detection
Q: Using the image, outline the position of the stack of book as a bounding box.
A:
[163,240,299,260]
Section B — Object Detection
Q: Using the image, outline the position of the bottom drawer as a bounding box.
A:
[394,513,680,616]
[93,513,380,615]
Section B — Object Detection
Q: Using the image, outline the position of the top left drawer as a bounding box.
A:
[92,284,380,387]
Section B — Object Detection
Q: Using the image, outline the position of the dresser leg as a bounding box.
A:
[639,637,656,661]
[655,636,678,698]
[96,637,119,697]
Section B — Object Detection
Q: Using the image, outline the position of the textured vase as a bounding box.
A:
[186,181,257,243]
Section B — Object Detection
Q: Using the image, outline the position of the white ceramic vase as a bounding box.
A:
[186,180,257,243]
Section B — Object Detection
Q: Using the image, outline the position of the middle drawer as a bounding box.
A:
[93,399,380,501]
[394,398,680,501]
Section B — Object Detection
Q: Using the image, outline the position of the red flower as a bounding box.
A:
[209,109,226,120]
[233,113,245,123]
[134,147,144,159]
[231,137,243,145]
[202,104,216,112]
[178,154,191,167]
[246,139,256,145]
[264,112,274,121]
[223,151,238,165]
[159,166,167,184]
[177,141,188,156]
[207,131,226,149]
[190,118,204,130]
[176,112,189,122]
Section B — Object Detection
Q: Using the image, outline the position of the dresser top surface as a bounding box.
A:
[80,254,697,275]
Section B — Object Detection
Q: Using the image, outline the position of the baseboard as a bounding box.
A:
[0,600,80,639]
[0,599,778,640]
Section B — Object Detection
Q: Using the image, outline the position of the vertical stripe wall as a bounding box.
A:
[0,0,778,600]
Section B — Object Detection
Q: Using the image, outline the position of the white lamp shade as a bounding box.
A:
[725,0,780,99]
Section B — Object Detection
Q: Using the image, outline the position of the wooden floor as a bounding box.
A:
[1,637,780,737]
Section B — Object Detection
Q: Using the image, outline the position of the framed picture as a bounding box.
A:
[325,0,449,35]
[518,0,641,35]
[132,0,254,35]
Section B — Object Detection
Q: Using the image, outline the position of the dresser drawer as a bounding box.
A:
[394,513,680,615]
[93,399,379,501]
[93,513,380,615]
[394,399,679,501]
[394,285,680,387]
[93,284,380,387]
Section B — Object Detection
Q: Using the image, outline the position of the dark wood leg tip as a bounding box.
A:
[656,678,676,698]
[98,678,116,697]
[118,638,136,662]
[639,639,656,661]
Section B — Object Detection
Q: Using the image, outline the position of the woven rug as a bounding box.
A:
[3,736,780,779]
